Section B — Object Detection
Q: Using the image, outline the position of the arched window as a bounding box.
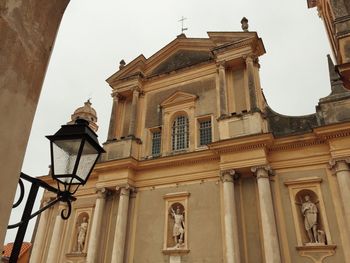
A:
[172,115,189,151]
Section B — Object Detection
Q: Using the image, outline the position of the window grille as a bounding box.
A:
[199,119,212,146]
[172,115,189,151]
[151,130,161,156]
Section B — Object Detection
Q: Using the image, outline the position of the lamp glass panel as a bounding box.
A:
[52,139,83,183]
[75,140,99,182]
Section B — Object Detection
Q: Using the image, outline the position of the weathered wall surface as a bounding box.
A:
[145,78,216,128]
[0,0,69,245]
[132,181,223,263]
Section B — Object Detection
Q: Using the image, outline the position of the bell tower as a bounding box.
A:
[308,0,350,88]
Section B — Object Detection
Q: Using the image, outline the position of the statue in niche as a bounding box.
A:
[76,216,88,252]
[170,205,185,248]
[301,195,319,244]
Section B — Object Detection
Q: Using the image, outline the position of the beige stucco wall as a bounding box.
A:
[0,0,69,245]
[131,181,223,263]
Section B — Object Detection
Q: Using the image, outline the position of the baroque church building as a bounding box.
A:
[30,1,350,262]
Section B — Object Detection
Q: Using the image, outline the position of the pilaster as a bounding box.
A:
[220,169,240,263]
[107,93,120,141]
[128,87,140,137]
[217,62,228,118]
[111,185,132,263]
[329,158,350,232]
[244,55,259,112]
[251,165,281,263]
[86,188,109,263]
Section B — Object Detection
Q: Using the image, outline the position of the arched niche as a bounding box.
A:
[72,212,90,253]
[295,189,327,245]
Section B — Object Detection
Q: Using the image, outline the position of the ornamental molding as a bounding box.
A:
[268,138,326,152]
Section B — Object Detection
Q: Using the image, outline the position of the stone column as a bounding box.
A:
[107,93,120,141]
[87,188,108,263]
[330,158,350,230]
[217,62,228,117]
[128,87,140,137]
[0,0,70,245]
[244,55,258,111]
[221,169,240,263]
[46,203,67,262]
[111,186,131,263]
[30,199,52,263]
[251,166,281,263]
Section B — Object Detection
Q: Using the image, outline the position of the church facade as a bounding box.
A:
[30,1,350,263]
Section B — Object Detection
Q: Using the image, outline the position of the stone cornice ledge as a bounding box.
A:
[208,133,273,153]
[94,150,218,172]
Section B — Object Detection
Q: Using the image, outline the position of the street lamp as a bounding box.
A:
[6,119,105,263]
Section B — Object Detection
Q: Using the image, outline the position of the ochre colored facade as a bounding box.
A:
[31,5,350,263]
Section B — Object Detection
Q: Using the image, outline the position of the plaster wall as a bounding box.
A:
[132,181,223,263]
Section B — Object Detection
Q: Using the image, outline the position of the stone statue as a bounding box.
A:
[170,206,184,247]
[301,195,318,243]
[76,217,88,252]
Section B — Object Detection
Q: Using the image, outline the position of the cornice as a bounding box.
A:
[313,122,350,139]
[94,150,219,173]
[208,133,273,153]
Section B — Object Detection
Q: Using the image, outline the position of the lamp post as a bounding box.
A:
[6,119,105,263]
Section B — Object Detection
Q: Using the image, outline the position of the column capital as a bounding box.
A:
[216,61,226,69]
[243,53,258,63]
[251,165,274,179]
[220,169,240,182]
[116,184,136,196]
[96,187,109,199]
[131,86,141,93]
[111,92,123,101]
[329,158,350,174]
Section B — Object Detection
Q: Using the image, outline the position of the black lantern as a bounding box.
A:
[7,118,105,263]
[46,119,105,193]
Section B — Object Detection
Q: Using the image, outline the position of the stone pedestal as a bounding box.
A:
[111,187,130,263]
[252,166,281,263]
[221,170,240,263]
[86,188,108,263]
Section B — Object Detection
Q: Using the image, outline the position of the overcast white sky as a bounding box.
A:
[6,0,331,243]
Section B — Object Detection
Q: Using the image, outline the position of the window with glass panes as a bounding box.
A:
[151,130,161,156]
[172,115,189,151]
[199,119,212,146]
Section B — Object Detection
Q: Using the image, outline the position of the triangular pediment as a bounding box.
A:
[106,55,146,85]
[161,91,198,108]
[150,49,212,76]
[106,31,265,87]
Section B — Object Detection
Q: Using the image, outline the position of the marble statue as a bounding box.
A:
[301,195,318,243]
[76,217,88,252]
[170,206,184,247]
